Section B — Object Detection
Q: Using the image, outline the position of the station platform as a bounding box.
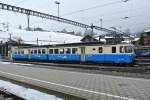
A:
[0,62,149,100]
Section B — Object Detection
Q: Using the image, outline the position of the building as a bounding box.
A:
[0,40,33,59]
[142,30,150,45]
[81,33,136,44]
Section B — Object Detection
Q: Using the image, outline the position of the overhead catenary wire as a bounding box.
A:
[78,4,150,22]
[62,0,125,16]
[14,0,29,6]
[25,0,130,29]
[27,0,148,29]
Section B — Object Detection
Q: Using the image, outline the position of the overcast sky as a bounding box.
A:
[0,0,150,33]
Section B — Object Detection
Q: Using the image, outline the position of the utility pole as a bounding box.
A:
[37,38,39,46]
[27,14,30,30]
[99,18,103,41]
[3,22,9,31]
[6,22,9,31]
[91,24,95,36]
[100,18,103,28]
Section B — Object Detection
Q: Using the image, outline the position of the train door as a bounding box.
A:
[80,47,86,62]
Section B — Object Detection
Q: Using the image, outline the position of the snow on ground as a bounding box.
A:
[0,61,33,66]
[0,80,63,100]
[144,29,150,33]
[0,29,83,45]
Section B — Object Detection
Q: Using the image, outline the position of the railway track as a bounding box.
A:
[6,60,149,74]
[0,87,25,100]
[1,59,150,79]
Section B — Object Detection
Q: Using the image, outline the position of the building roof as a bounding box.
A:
[80,35,99,42]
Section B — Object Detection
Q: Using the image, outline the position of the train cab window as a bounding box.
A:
[125,46,132,53]
[54,49,59,54]
[99,47,103,53]
[42,49,46,54]
[60,49,64,54]
[38,49,41,54]
[66,48,71,54]
[112,47,116,53]
[34,50,37,54]
[72,48,78,54]
[49,49,53,54]
[120,46,124,53]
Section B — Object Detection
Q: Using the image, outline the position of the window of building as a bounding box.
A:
[99,47,103,53]
[59,48,64,54]
[38,49,41,54]
[93,48,96,51]
[54,49,59,54]
[72,48,78,54]
[112,47,116,53]
[66,48,71,54]
[49,49,53,54]
[34,50,37,54]
[42,49,45,54]
[120,46,124,53]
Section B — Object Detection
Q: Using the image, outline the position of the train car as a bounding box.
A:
[48,46,81,62]
[12,46,49,61]
[135,46,150,57]
[29,47,48,61]
[85,44,135,64]
[12,47,29,60]
[12,43,135,65]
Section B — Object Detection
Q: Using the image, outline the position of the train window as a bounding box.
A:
[14,51,17,54]
[38,49,41,54]
[99,47,103,53]
[42,49,46,54]
[31,50,33,54]
[66,48,71,54]
[125,46,132,53]
[21,50,24,54]
[60,49,64,54]
[18,51,20,54]
[49,49,53,54]
[34,50,37,54]
[112,47,116,53]
[72,48,78,54]
[120,46,124,53]
[54,49,59,54]
[28,50,30,54]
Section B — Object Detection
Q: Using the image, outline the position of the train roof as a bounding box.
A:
[14,42,134,49]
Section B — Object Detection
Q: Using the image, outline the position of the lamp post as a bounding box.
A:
[55,1,60,18]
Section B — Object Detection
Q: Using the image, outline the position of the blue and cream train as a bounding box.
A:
[12,42,135,65]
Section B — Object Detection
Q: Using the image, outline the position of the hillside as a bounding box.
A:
[0,29,83,45]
